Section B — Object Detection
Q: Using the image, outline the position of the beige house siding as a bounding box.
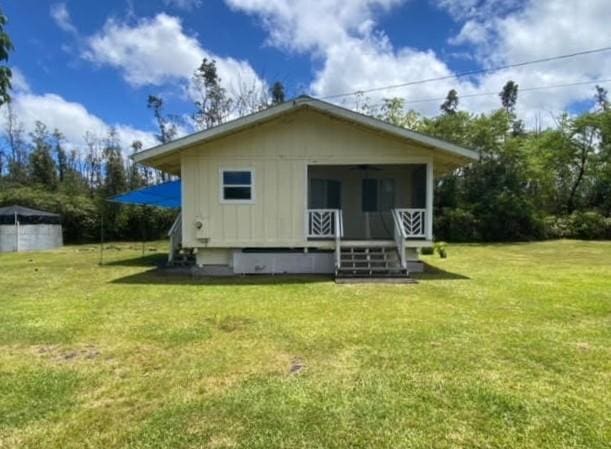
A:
[181,109,445,249]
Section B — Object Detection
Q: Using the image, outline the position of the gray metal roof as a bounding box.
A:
[0,205,60,217]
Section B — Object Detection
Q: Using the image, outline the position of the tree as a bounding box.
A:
[233,79,269,116]
[566,114,600,213]
[29,121,57,189]
[2,103,28,182]
[192,58,232,129]
[594,85,609,112]
[84,132,103,193]
[128,140,145,189]
[440,89,459,115]
[53,129,68,183]
[102,128,127,196]
[499,80,519,114]
[0,7,13,106]
[270,81,285,105]
[147,95,177,144]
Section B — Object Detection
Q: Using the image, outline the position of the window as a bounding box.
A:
[220,169,254,203]
[309,179,341,209]
[362,178,395,212]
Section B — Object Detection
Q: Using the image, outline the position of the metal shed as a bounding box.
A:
[0,205,63,252]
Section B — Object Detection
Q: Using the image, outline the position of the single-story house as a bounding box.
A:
[132,96,478,279]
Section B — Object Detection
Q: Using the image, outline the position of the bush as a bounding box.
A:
[0,186,176,243]
[435,208,480,242]
[420,246,434,255]
[434,241,448,258]
[543,212,611,240]
[571,211,610,239]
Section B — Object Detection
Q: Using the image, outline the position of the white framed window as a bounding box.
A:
[219,168,255,203]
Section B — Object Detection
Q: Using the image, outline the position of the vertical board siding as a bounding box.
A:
[181,109,436,248]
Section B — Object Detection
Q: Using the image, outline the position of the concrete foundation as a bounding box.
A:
[233,251,335,274]
[0,224,63,252]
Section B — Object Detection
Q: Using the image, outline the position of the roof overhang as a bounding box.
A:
[133,96,479,171]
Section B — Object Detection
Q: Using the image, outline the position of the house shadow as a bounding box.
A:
[110,268,334,286]
[102,253,168,267]
[412,262,470,281]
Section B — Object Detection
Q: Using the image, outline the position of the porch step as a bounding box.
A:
[168,247,196,267]
[336,245,409,280]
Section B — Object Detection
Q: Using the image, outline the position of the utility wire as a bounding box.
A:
[320,46,611,100]
[386,78,611,106]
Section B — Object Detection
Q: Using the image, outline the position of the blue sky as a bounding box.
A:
[4,0,610,149]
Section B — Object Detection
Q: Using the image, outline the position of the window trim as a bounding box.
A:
[219,168,256,204]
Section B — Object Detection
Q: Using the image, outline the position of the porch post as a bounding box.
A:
[425,161,434,241]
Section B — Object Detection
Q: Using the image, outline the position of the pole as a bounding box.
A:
[141,207,145,257]
[99,214,104,265]
[14,211,19,252]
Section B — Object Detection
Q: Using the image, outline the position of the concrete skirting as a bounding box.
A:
[233,251,334,274]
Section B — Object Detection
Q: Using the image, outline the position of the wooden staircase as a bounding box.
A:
[335,245,412,282]
[169,246,196,267]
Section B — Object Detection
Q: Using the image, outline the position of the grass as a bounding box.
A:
[0,240,609,449]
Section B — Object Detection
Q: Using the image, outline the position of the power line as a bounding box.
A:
[384,78,611,106]
[320,46,611,100]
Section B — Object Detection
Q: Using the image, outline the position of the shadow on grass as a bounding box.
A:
[110,268,333,285]
[413,262,470,281]
[101,253,168,267]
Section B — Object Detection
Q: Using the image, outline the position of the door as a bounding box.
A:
[361,178,396,238]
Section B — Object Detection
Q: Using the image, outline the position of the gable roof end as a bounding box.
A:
[132,96,479,166]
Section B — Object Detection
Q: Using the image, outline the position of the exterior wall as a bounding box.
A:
[181,109,437,249]
[0,224,63,252]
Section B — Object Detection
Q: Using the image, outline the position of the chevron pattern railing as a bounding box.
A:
[395,208,426,238]
[307,209,340,238]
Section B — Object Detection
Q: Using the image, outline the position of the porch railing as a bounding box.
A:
[393,208,426,238]
[307,209,343,238]
[167,213,182,263]
[307,209,343,270]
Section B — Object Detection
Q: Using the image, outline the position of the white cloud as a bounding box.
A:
[83,13,265,98]
[227,0,611,127]
[50,3,78,34]
[162,0,203,10]
[11,68,30,94]
[448,20,490,46]
[226,0,403,55]
[7,80,157,152]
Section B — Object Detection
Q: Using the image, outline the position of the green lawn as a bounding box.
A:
[0,240,609,449]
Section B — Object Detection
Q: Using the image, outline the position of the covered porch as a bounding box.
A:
[306,163,433,241]
[305,163,433,274]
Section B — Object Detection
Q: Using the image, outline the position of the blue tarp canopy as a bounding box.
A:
[109,180,181,208]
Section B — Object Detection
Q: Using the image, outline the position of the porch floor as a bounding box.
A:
[306,239,433,249]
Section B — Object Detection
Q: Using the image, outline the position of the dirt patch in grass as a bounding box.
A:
[289,357,306,375]
[205,315,254,333]
[35,344,102,363]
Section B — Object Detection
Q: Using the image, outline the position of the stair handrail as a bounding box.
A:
[391,209,407,269]
[334,209,343,270]
[167,213,182,264]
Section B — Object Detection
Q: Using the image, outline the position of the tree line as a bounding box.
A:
[0,54,287,243]
[0,6,609,243]
[361,83,610,240]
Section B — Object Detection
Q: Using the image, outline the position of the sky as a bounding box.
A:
[4,0,611,151]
